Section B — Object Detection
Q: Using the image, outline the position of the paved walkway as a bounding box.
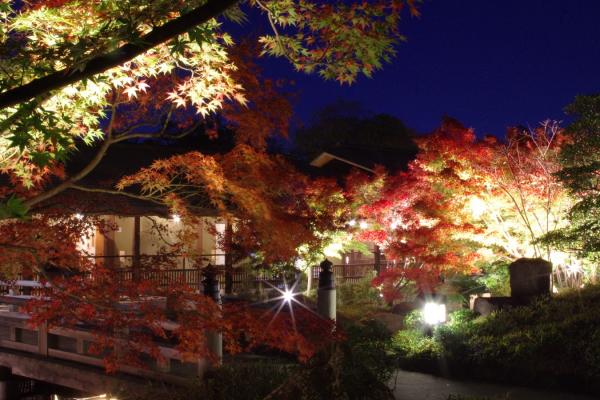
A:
[391,370,597,400]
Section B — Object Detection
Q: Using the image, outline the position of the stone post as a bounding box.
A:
[509,258,552,303]
[317,259,336,321]
[202,265,222,366]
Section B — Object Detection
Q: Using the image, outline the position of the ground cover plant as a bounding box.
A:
[336,272,387,320]
[391,286,600,395]
[115,319,395,400]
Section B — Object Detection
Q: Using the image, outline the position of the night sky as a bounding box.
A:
[263,0,600,137]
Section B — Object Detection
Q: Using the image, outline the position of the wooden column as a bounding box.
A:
[0,367,13,400]
[224,223,234,295]
[374,245,382,276]
[38,322,48,357]
[104,216,116,269]
[20,267,33,296]
[132,216,141,281]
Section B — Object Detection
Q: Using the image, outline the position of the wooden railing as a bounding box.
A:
[0,295,203,383]
[113,266,297,292]
[311,263,384,284]
[86,253,227,269]
[3,262,383,298]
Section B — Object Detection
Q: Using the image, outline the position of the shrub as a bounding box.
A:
[391,310,442,369]
[334,321,397,400]
[392,285,600,394]
[447,396,508,400]
[337,272,381,306]
[476,260,510,296]
[125,360,296,400]
[336,272,386,319]
[344,319,396,384]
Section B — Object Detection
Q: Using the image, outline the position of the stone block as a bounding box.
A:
[509,258,552,301]
[472,297,514,316]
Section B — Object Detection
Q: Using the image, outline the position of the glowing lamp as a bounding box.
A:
[347,219,357,227]
[423,302,447,325]
[282,288,295,304]
[171,214,181,223]
[359,220,369,229]
[74,213,84,220]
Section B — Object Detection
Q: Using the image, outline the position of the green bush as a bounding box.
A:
[336,272,386,319]
[392,286,600,394]
[337,272,381,306]
[344,319,396,384]
[476,260,510,296]
[391,310,443,370]
[447,396,508,400]
[124,361,296,400]
[333,320,397,399]
[128,320,397,400]
[393,328,441,359]
[205,362,296,399]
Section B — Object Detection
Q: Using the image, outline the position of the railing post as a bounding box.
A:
[374,245,382,276]
[21,268,33,296]
[132,216,141,282]
[0,367,13,400]
[201,265,222,369]
[224,254,233,295]
[317,259,336,321]
[306,265,313,294]
[38,321,48,356]
[224,223,234,294]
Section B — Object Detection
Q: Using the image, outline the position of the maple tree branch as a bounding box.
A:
[23,137,113,209]
[144,216,178,247]
[112,120,201,143]
[22,100,119,210]
[69,185,166,206]
[254,0,297,65]
[21,99,202,210]
[0,93,53,138]
[0,0,239,110]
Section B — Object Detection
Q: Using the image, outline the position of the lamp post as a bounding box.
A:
[317,259,336,321]
[201,264,222,370]
[422,301,447,326]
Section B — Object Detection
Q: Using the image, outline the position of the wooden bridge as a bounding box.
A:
[0,262,381,398]
[0,290,207,398]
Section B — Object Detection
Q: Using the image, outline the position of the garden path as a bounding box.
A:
[391,370,597,400]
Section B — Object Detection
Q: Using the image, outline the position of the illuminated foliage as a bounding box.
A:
[118,144,347,263]
[0,0,419,186]
[542,95,600,262]
[0,0,417,368]
[352,118,579,302]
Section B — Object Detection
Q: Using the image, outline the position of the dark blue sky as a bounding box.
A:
[263,0,600,136]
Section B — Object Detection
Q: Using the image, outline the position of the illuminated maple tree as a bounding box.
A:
[0,0,419,192]
[0,0,419,370]
[352,118,578,302]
